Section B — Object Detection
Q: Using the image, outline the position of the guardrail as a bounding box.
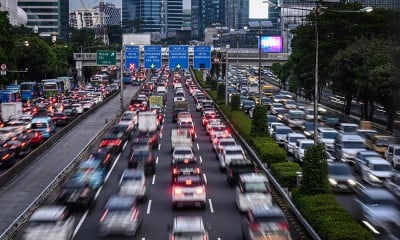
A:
[190,68,320,240]
[0,90,120,187]
[0,88,137,240]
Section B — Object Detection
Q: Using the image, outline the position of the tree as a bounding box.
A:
[300,144,330,195]
[251,104,268,136]
[217,83,225,102]
[230,94,240,111]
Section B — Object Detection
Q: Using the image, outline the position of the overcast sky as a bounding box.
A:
[70,0,191,12]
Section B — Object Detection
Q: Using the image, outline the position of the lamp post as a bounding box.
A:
[120,46,124,111]
[258,26,262,102]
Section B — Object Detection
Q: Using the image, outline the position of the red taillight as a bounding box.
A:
[250,223,260,231]
[1,154,10,160]
[100,209,109,222]
[185,179,192,185]
[278,221,289,230]
[130,208,139,221]
[173,168,178,175]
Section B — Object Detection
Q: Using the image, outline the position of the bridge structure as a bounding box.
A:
[73,48,290,68]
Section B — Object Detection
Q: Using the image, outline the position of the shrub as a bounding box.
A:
[251,137,287,165]
[210,79,218,90]
[230,94,240,111]
[270,162,302,190]
[251,104,268,136]
[301,144,330,195]
[217,83,226,101]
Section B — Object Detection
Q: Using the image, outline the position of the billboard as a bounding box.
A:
[249,0,269,19]
[259,36,283,53]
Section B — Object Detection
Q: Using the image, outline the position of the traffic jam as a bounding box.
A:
[0,77,120,168]
[18,68,293,240]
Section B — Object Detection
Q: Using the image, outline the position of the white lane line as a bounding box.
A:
[199,156,203,163]
[122,140,128,150]
[158,144,161,150]
[152,175,156,185]
[217,238,222,240]
[156,156,159,164]
[195,133,197,139]
[72,210,89,238]
[103,153,121,183]
[203,173,207,185]
[208,199,214,213]
[197,143,200,150]
[146,199,152,214]
[141,238,146,240]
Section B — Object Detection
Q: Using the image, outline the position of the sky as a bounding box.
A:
[70,0,191,12]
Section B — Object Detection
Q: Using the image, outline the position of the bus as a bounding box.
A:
[20,82,43,101]
[90,74,111,87]
[42,79,64,98]
[56,77,75,92]
[262,84,274,97]
[122,70,133,84]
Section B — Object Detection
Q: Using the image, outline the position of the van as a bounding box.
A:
[334,133,365,164]
[31,116,56,139]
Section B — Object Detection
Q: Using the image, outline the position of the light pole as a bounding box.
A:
[120,46,124,111]
[258,26,262,102]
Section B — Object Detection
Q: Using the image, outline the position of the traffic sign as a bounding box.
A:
[96,50,117,65]
[193,46,211,69]
[144,46,162,69]
[125,46,140,70]
[0,64,6,70]
[168,45,189,70]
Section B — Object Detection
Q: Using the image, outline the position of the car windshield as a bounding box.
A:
[321,132,337,139]
[343,126,358,132]
[243,182,268,193]
[175,175,202,186]
[226,150,243,155]
[343,142,364,149]
[173,232,204,239]
[375,137,396,146]
[106,197,134,211]
[276,128,292,134]
[371,164,391,171]
[28,220,58,228]
[329,165,352,175]
[394,149,400,155]
[302,143,314,149]
[289,112,304,119]
[174,150,192,155]
[289,136,305,143]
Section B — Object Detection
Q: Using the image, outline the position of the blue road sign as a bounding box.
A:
[168,45,189,70]
[125,45,140,70]
[144,45,162,69]
[193,46,211,69]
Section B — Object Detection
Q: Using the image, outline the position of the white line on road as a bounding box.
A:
[217,238,222,240]
[147,199,152,214]
[208,199,214,213]
[203,173,207,185]
[158,144,161,150]
[199,156,203,163]
[141,238,146,240]
[72,210,89,238]
[156,156,159,164]
[152,175,156,185]
[103,153,121,183]
[197,143,200,150]
[122,140,128,150]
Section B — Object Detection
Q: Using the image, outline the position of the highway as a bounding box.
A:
[0,86,139,237]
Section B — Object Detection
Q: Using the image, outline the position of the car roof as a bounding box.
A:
[30,206,67,222]
[240,173,268,183]
[365,156,390,164]
[250,205,285,218]
[173,216,205,232]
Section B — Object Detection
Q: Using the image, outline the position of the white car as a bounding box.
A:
[172,146,195,161]
[0,126,17,141]
[119,110,137,130]
[317,127,338,152]
[119,169,146,200]
[172,174,206,209]
[216,137,237,154]
[284,133,306,155]
[235,173,272,212]
[23,205,75,240]
[361,156,393,186]
[218,145,246,171]
[268,122,284,136]
[293,139,315,162]
[272,125,293,146]
[71,103,84,114]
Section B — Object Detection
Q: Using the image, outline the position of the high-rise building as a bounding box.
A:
[191,0,225,40]
[166,0,183,31]
[17,0,69,39]
[0,0,24,26]
[69,9,99,29]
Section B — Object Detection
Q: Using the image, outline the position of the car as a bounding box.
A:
[128,145,155,175]
[0,126,17,142]
[51,112,71,126]
[328,162,357,192]
[241,205,291,240]
[177,120,195,140]
[57,179,96,210]
[211,131,232,151]
[360,156,393,186]
[172,174,206,209]
[218,145,246,171]
[168,216,209,240]
[293,139,315,163]
[235,173,272,212]
[317,127,338,152]
[98,133,124,154]
[172,146,195,162]
[23,205,76,240]
[99,195,142,237]
[72,159,107,189]
[24,129,44,147]
[268,122,284,136]
[0,147,17,168]
[216,137,237,153]
[71,103,84,114]
[171,157,201,181]
[110,123,133,142]
[272,125,293,146]
[226,158,257,187]
[119,110,138,130]
[7,135,32,157]
[385,144,400,169]
[284,133,306,155]
[365,134,397,155]
[384,173,400,199]
[302,121,321,139]
[86,147,114,169]
[354,150,380,173]
[354,187,400,235]
[119,169,147,200]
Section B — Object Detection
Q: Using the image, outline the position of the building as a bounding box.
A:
[0,0,27,26]
[70,3,121,30]
[166,0,183,32]
[17,0,69,39]
[96,2,121,26]
[191,0,225,40]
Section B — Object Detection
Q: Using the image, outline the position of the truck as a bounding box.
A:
[1,102,23,122]
[171,129,192,152]
[137,111,159,146]
[149,95,164,109]
[172,100,188,123]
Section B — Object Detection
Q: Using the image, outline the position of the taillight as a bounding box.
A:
[250,223,260,231]
[278,221,289,230]
[130,208,139,221]
[100,209,109,222]
[174,187,182,194]
[173,168,178,175]
[196,167,200,174]
[1,154,10,160]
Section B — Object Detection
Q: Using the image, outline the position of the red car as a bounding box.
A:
[25,129,44,147]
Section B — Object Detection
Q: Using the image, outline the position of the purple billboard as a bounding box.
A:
[259,36,283,53]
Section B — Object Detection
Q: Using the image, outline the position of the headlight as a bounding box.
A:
[368,173,381,183]
[348,179,357,186]
[329,178,338,185]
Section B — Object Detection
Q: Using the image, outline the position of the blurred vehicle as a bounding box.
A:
[354,150,380,173]
[128,145,155,175]
[360,156,393,186]
[110,123,133,142]
[0,147,17,168]
[323,116,340,129]
[293,139,315,163]
[338,123,358,133]
[385,144,400,169]
[364,134,397,155]
[72,159,107,189]
[272,125,293,146]
[172,146,195,162]
[119,169,147,200]
[357,129,377,142]
[71,103,84,114]
[99,133,124,154]
[25,129,44,147]
[328,162,357,192]
[172,174,206,209]
[236,173,272,212]
[286,109,305,128]
[384,173,400,199]
[31,117,56,139]
[268,122,284,136]
[171,157,201,181]
[178,120,195,141]
[284,99,297,110]
[7,135,32,157]
[317,127,338,152]
[169,216,208,240]
[284,133,306,155]
[51,112,71,126]
[218,145,246,171]
[226,159,257,187]
[241,206,292,240]
[119,110,138,130]
[354,187,400,236]
[335,133,366,164]
[216,137,237,153]
[57,179,96,210]
[99,195,142,237]
[0,126,17,142]
[23,205,75,240]
[86,148,114,169]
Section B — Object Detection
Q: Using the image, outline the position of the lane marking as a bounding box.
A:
[197,143,200,150]
[72,210,89,238]
[199,156,203,163]
[103,153,121,183]
[158,144,161,150]
[203,173,207,185]
[217,238,222,240]
[122,140,128,150]
[152,175,156,185]
[142,238,146,240]
[208,199,214,213]
[156,156,159,164]
[146,199,152,214]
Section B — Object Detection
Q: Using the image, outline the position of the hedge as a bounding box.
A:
[270,162,302,190]
[251,137,287,165]
[292,189,374,240]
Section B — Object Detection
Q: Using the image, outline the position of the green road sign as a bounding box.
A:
[96,50,117,65]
